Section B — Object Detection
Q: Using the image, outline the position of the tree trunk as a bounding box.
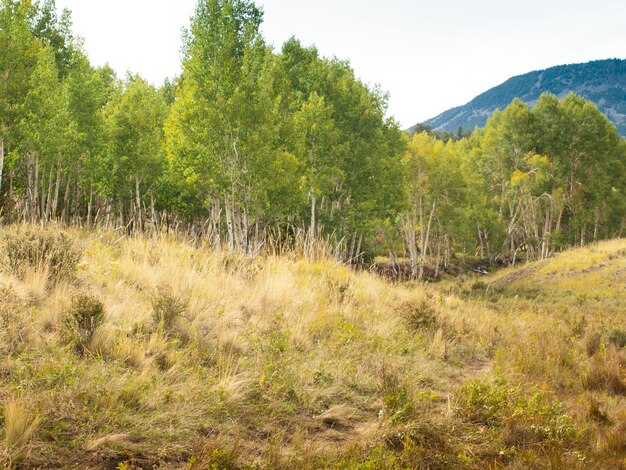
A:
[52,160,61,220]
[44,163,54,222]
[87,184,94,229]
[33,156,39,222]
[25,154,33,222]
[60,174,71,224]
[243,189,250,253]
[403,206,418,279]
[135,174,142,232]
[310,190,317,251]
[580,225,586,247]
[418,200,436,281]
[150,194,157,234]
[0,137,4,199]
[225,195,234,250]
[477,226,485,260]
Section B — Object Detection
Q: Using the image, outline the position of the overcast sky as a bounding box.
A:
[55,0,626,128]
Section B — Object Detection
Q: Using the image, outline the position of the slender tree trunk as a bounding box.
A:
[310,190,317,250]
[593,206,600,241]
[403,205,418,279]
[477,226,485,260]
[0,137,4,199]
[135,174,142,232]
[418,200,436,281]
[225,195,234,250]
[51,160,61,220]
[243,189,250,253]
[60,174,71,224]
[33,156,39,222]
[25,154,33,222]
[580,225,586,247]
[349,232,356,263]
[150,194,157,234]
[8,168,14,218]
[434,235,441,279]
[444,233,450,269]
[355,234,363,268]
[44,163,54,222]
[87,184,93,229]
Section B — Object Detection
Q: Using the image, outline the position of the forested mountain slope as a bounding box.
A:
[421,59,626,136]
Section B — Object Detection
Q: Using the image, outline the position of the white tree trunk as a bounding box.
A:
[418,200,436,281]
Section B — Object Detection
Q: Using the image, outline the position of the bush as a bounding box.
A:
[401,297,438,332]
[150,289,188,337]
[456,379,510,425]
[62,295,105,353]
[0,286,28,356]
[1,226,81,283]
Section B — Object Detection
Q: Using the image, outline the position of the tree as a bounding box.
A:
[104,75,166,230]
[165,0,268,250]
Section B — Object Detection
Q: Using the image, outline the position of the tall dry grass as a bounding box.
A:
[0,224,624,468]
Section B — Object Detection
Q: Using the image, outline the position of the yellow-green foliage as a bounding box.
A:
[0,227,624,468]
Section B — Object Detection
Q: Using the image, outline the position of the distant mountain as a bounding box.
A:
[418,59,626,137]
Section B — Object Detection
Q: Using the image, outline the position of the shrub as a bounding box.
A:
[456,379,510,425]
[583,329,602,357]
[401,297,438,332]
[62,295,105,353]
[380,367,415,424]
[0,286,28,356]
[150,289,188,337]
[506,392,577,446]
[1,226,81,283]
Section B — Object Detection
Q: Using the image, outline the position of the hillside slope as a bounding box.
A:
[0,226,624,468]
[421,59,626,136]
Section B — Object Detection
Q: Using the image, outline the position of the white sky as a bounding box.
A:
[55,0,626,128]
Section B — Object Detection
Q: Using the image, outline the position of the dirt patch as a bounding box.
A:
[489,261,547,288]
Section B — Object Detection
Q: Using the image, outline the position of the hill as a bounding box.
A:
[420,59,626,136]
[0,226,624,468]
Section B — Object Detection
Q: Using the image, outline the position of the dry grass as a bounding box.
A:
[2,397,39,465]
[0,225,624,468]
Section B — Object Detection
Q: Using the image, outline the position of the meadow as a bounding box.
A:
[0,225,624,469]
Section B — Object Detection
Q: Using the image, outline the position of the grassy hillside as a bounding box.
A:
[0,226,624,469]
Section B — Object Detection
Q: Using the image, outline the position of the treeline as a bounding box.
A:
[402,95,626,277]
[0,0,403,260]
[1,0,625,276]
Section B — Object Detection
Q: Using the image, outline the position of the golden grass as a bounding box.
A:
[0,227,624,468]
[2,397,39,464]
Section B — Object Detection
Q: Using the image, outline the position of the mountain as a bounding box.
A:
[420,58,626,136]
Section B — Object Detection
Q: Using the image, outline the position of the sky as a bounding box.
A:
[54,0,626,128]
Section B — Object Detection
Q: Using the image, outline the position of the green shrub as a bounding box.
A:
[380,367,414,424]
[62,295,105,352]
[1,226,81,283]
[456,379,510,425]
